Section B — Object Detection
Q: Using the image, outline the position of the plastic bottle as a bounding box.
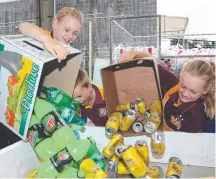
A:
[27,115,59,161]
[37,139,90,178]
[41,86,72,108]
[86,137,106,171]
[34,98,77,149]
[57,106,86,126]
[56,167,85,178]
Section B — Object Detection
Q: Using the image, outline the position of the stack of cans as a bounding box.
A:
[105,98,162,138]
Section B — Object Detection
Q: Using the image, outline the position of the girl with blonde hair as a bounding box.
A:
[18,7,83,61]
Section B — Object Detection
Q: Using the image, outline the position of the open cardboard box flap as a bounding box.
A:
[0,35,82,140]
[101,58,162,136]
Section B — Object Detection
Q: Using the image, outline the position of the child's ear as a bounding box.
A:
[52,18,58,29]
[88,83,92,89]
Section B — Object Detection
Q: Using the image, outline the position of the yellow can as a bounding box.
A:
[144,114,161,134]
[80,158,108,178]
[150,99,162,115]
[166,157,183,178]
[111,155,120,162]
[121,145,147,178]
[147,166,161,178]
[116,102,136,112]
[25,169,38,178]
[151,131,166,159]
[105,112,123,138]
[110,154,130,175]
[102,133,124,159]
[135,98,146,115]
[118,161,131,175]
[120,109,136,132]
[134,140,149,165]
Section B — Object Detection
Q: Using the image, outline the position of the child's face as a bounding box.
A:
[52,16,81,45]
[178,72,208,103]
[73,84,93,106]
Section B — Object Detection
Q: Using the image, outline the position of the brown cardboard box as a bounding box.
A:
[101,58,162,136]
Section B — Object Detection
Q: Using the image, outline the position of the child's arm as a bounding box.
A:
[119,50,151,62]
[18,22,69,61]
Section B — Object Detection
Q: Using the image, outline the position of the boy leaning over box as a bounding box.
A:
[73,68,108,126]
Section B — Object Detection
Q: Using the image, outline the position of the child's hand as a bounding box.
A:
[43,37,70,62]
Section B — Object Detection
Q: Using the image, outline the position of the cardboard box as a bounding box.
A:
[101,58,162,136]
[0,35,82,140]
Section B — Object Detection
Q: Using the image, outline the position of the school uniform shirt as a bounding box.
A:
[158,64,205,133]
[80,84,108,126]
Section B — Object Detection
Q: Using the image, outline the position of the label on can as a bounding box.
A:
[166,162,182,178]
[27,124,47,148]
[135,140,149,164]
[105,112,121,135]
[50,148,74,173]
[120,109,136,132]
[41,111,64,135]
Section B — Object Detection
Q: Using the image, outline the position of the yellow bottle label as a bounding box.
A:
[166,162,182,178]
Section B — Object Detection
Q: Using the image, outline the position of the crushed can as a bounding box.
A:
[151,131,166,159]
[135,98,146,115]
[144,114,161,134]
[105,112,123,139]
[120,145,147,178]
[166,157,183,178]
[102,133,124,159]
[80,158,108,178]
[134,140,149,165]
[116,102,136,112]
[147,166,161,178]
[120,109,136,132]
[132,121,144,133]
[150,99,162,115]
[118,161,131,175]
[106,159,118,178]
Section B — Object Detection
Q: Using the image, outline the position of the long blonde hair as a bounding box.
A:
[56,7,83,24]
[181,59,215,119]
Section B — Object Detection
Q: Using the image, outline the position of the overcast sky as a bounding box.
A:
[157,0,216,35]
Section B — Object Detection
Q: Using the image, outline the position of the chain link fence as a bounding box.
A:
[0,0,36,35]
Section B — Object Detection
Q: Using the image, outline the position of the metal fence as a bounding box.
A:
[0,0,36,35]
[109,15,160,64]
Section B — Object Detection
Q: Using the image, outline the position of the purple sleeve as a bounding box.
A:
[157,64,179,96]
